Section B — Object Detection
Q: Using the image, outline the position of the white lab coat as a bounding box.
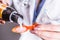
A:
[13,0,35,26]
[10,0,42,40]
[36,0,60,25]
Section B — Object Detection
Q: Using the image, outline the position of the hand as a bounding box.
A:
[0,0,8,6]
[0,19,5,24]
[31,24,60,40]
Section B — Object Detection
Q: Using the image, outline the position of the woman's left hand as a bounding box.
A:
[31,24,60,40]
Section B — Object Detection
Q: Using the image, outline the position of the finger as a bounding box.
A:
[0,0,3,3]
[40,34,60,40]
[31,30,51,40]
[31,30,60,39]
[34,24,60,32]
[0,20,5,24]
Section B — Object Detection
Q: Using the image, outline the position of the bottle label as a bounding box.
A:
[0,3,7,18]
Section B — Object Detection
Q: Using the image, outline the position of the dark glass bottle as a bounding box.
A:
[1,7,23,23]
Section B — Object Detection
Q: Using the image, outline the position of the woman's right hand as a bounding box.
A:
[0,19,5,24]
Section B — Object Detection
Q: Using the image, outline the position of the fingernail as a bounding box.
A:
[2,21,5,24]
